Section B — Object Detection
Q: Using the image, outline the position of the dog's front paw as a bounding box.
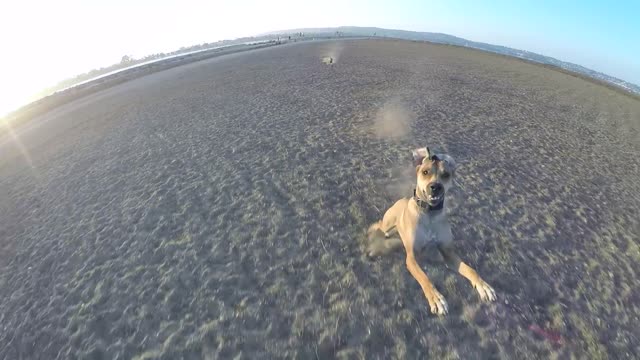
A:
[474,279,496,302]
[427,289,448,315]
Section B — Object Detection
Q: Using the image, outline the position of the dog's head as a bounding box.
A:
[412,147,457,206]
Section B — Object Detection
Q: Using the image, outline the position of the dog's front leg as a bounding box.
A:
[401,233,448,315]
[437,243,496,301]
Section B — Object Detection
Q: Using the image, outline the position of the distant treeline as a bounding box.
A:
[41,36,272,95]
[30,32,345,102]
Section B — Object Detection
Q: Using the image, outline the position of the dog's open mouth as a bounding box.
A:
[427,194,444,203]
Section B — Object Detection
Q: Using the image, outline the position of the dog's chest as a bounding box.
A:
[414,215,452,248]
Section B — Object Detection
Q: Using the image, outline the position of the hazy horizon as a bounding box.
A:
[1,0,638,117]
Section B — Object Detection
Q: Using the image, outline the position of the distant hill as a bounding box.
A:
[268,26,640,95]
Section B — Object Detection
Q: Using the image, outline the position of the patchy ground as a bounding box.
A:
[1,39,639,359]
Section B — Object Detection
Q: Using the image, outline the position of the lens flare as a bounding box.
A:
[1,118,36,170]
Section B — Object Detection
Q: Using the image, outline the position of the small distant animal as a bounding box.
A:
[367,147,496,315]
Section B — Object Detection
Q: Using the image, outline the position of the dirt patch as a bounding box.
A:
[373,99,414,140]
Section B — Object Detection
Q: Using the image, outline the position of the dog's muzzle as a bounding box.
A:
[427,183,444,204]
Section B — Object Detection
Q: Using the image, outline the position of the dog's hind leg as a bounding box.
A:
[366,220,402,257]
[366,231,403,257]
[366,199,407,257]
[368,221,396,237]
[378,198,408,237]
[381,224,398,238]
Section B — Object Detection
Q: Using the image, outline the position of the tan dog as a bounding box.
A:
[367,147,496,315]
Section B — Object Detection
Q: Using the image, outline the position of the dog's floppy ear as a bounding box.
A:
[437,154,457,173]
[412,147,431,166]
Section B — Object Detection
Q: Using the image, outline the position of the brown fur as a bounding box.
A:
[366,147,496,315]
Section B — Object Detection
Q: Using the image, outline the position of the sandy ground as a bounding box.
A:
[1,39,639,359]
[1,43,280,137]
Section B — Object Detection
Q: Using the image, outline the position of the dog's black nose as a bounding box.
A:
[430,183,444,193]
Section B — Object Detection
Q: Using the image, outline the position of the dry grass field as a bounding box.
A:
[1,39,639,359]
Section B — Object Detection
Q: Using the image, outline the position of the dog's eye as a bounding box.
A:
[422,170,429,176]
[441,172,451,179]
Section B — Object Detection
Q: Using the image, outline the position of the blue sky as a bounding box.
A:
[397,0,640,84]
[340,0,639,85]
[1,0,638,116]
